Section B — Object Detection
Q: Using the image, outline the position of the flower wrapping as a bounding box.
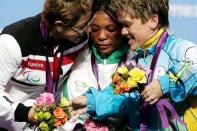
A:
[33,93,71,131]
[112,60,151,94]
[84,119,109,131]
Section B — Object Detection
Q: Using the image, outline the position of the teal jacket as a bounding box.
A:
[85,34,197,130]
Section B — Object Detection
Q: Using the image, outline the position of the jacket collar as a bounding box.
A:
[91,44,129,64]
[138,28,165,55]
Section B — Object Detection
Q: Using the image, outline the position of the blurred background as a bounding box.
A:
[169,0,197,43]
[0,0,196,43]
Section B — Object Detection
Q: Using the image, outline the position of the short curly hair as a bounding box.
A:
[110,0,169,28]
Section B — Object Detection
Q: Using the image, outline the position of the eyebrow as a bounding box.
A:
[90,24,98,27]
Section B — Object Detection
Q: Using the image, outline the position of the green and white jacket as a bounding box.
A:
[60,44,128,130]
[63,44,128,100]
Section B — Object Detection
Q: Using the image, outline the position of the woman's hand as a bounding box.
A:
[28,107,38,124]
[69,95,87,121]
[140,79,163,104]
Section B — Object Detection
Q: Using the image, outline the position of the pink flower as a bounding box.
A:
[138,65,152,75]
[84,119,108,131]
[35,93,55,106]
[126,60,137,67]
[130,60,137,67]
[35,96,45,106]
[40,92,54,99]
[45,95,55,105]
[127,60,152,75]
[41,93,55,106]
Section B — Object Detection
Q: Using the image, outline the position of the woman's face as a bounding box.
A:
[90,11,123,55]
[117,10,159,50]
[58,13,91,43]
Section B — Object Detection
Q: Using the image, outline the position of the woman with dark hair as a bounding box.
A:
[62,0,129,130]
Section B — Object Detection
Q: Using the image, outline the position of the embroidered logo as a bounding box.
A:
[74,80,89,93]
[154,66,166,79]
[185,47,197,65]
[23,71,41,82]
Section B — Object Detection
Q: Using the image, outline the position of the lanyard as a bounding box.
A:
[40,21,63,93]
[140,31,168,130]
[136,31,185,130]
[45,53,63,93]
[148,31,168,83]
[91,53,127,91]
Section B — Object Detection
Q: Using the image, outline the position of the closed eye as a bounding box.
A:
[90,25,99,32]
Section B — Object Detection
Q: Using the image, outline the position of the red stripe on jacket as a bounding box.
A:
[21,47,84,71]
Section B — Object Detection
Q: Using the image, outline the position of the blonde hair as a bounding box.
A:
[110,0,169,28]
[42,0,93,28]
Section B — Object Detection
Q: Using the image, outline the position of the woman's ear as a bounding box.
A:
[55,20,64,32]
[149,14,159,30]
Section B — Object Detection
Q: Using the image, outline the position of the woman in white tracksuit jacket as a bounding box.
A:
[61,1,129,130]
[0,0,92,130]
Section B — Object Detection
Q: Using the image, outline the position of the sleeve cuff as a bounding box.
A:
[158,74,170,95]
[14,103,31,122]
[84,89,96,114]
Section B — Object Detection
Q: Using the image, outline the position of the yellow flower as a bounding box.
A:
[59,97,69,107]
[117,65,129,76]
[129,68,147,83]
[127,77,138,87]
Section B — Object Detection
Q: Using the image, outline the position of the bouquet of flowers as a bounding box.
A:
[112,60,151,94]
[33,93,71,131]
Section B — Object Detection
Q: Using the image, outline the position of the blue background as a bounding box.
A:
[0,0,44,30]
[0,0,196,43]
[169,0,197,43]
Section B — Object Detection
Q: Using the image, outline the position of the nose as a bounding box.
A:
[121,27,128,36]
[98,30,108,41]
